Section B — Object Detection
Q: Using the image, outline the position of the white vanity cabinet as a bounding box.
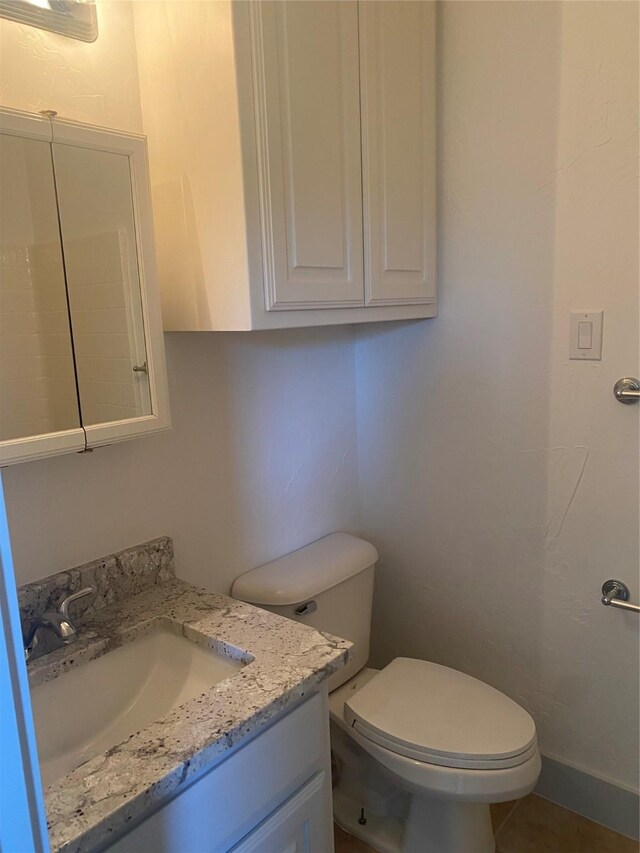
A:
[104,690,334,853]
[133,0,437,331]
[0,108,170,466]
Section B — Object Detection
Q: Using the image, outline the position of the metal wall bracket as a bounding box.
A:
[601,580,640,614]
[613,377,640,404]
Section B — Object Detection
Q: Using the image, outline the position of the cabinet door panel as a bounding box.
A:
[250,1,364,309]
[0,130,85,465]
[232,773,330,853]
[360,1,437,305]
[52,143,152,428]
[47,120,170,451]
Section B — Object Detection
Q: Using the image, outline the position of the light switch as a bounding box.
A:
[577,321,592,349]
[570,311,603,360]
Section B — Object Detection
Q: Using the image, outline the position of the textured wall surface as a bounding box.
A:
[356,1,639,790]
[0,2,143,132]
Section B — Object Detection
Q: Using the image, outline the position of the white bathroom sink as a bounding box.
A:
[30,628,246,788]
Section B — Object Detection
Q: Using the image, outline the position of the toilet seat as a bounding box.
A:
[345,721,542,804]
[344,657,537,771]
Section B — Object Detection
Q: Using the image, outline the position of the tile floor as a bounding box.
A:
[334,794,639,853]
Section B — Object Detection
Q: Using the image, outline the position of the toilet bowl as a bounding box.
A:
[232,533,541,853]
[329,664,540,853]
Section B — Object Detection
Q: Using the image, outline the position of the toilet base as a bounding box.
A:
[334,787,495,853]
[334,789,402,853]
[403,795,494,853]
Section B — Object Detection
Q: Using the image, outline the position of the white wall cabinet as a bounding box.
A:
[360,1,437,306]
[133,0,437,331]
[105,691,334,853]
[0,108,170,467]
[254,1,364,311]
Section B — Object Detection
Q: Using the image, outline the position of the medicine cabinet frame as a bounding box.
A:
[0,107,170,466]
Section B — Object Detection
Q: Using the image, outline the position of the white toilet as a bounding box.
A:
[232,533,541,853]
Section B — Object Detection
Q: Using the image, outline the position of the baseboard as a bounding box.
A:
[536,755,639,841]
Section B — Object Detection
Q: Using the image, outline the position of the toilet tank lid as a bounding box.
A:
[231,533,378,606]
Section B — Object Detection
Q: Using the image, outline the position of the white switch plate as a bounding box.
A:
[569,311,603,360]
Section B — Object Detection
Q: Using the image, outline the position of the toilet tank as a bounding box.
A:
[231,533,378,691]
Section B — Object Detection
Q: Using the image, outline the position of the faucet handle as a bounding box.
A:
[59,586,95,620]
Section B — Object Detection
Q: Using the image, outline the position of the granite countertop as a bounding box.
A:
[27,570,350,853]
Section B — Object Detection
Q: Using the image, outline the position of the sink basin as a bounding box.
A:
[30,628,247,788]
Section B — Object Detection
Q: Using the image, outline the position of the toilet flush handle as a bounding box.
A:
[294,600,317,617]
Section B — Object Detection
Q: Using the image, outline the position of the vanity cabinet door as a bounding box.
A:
[359,0,437,307]
[0,127,85,465]
[250,0,364,311]
[231,773,330,853]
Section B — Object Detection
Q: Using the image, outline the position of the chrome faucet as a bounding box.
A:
[24,587,94,662]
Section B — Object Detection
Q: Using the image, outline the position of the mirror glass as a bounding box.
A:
[0,133,81,441]
[52,143,152,426]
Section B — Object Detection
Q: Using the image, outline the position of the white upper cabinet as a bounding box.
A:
[133,0,437,331]
[359,1,437,306]
[0,109,170,466]
[253,1,364,310]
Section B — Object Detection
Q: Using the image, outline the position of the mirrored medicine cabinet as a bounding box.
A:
[0,108,170,466]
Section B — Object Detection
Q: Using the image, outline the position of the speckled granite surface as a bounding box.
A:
[18,537,175,632]
[29,576,350,853]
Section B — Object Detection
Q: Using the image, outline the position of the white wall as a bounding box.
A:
[356,0,639,791]
[0,4,361,590]
[4,330,360,590]
[0,1,143,132]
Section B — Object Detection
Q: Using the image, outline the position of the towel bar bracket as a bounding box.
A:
[613,377,640,404]
[601,580,640,614]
